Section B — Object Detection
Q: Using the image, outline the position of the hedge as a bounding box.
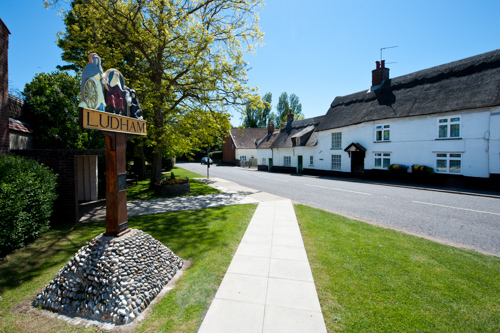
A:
[0,154,58,257]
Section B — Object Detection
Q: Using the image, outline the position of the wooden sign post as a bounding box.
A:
[78,53,146,237]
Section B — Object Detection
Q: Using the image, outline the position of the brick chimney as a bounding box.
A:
[372,60,390,87]
[287,111,294,122]
[267,121,274,134]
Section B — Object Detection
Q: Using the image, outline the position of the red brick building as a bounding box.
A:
[0,18,11,154]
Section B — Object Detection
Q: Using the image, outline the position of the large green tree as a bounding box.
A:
[275,92,304,128]
[242,92,273,128]
[22,71,104,149]
[54,0,264,185]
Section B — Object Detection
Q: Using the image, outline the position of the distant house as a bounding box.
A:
[222,127,268,166]
[258,112,324,173]
[307,49,500,187]
[8,95,33,150]
[255,122,279,171]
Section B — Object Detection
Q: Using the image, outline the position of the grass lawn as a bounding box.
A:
[127,166,220,201]
[295,204,500,332]
[0,204,256,332]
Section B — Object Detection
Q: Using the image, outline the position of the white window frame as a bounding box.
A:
[240,155,247,162]
[296,137,301,146]
[375,124,390,142]
[309,155,314,166]
[284,156,291,167]
[436,153,462,174]
[331,132,342,149]
[331,154,341,170]
[437,116,461,139]
[262,158,266,165]
[374,152,391,169]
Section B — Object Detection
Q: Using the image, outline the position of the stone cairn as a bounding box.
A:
[32,229,183,325]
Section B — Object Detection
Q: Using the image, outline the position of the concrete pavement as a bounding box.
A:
[198,199,327,333]
[79,177,328,332]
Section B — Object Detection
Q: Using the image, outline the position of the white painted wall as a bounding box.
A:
[489,110,500,175]
[235,148,258,162]
[76,155,98,201]
[309,108,498,178]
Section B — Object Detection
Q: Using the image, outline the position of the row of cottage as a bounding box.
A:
[222,48,500,188]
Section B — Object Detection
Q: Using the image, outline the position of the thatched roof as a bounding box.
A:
[270,116,324,148]
[316,48,500,132]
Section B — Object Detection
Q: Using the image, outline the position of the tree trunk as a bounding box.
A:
[150,146,163,188]
[136,143,147,181]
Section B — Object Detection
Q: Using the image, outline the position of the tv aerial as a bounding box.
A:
[380,46,398,64]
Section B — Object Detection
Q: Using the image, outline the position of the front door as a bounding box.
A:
[268,158,273,172]
[351,151,365,175]
[298,155,303,174]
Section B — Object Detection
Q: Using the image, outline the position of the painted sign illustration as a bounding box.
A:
[79,53,146,135]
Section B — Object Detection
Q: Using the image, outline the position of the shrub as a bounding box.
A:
[163,156,175,172]
[0,154,58,256]
[388,164,409,171]
[411,164,435,176]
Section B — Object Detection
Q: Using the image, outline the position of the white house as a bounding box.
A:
[257,113,324,173]
[222,127,268,166]
[263,49,500,189]
[310,50,500,186]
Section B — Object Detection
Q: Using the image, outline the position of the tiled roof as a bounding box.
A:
[230,128,269,149]
[316,48,500,132]
[9,118,32,134]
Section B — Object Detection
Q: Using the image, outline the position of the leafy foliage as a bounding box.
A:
[275,92,304,128]
[243,92,274,128]
[22,71,104,149]
[56,0,265,184]
[0,154,58,257]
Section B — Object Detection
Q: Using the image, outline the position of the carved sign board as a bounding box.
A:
[79,108,147,136]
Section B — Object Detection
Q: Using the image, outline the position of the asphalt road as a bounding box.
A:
[181,162,500,256]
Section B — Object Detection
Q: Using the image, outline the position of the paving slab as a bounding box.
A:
[198,200,327,333]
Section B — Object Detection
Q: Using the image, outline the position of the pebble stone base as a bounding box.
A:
[32,229,183,325]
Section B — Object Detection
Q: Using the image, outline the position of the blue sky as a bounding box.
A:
[3,0,500,126]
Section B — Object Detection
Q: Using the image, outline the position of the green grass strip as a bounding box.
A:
[0,204,256,332]
[126,166,220,201]
[295,204,500,332]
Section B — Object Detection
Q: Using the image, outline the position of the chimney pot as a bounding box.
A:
[381,60,385,68]
[376,61,380,69]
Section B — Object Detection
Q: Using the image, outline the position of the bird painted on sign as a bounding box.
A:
[79,53,106,111]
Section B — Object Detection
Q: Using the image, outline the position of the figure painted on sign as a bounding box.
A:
[79,53,144,120]
[103,69,128,116]
[80,53,106,111]
[124,87,143,120]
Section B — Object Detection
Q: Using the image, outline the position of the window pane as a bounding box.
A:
[332,155,341,170]
[332,133,342,148]
[310,156,314,165]
[439,125,448,138]
[375,153,381,157]
[450,153,461,158]
[384,125,390,129]
[436,160,447,172]
[376,131,382,141]
[375,158,381,168]
[450,117,460,122]
[383,153,391,157]
[439,119,448,123]
[383,129,390,141]
[450,124,460,137]
[383,158,391,169]
[437,153,447,158]
[449,160,461,173]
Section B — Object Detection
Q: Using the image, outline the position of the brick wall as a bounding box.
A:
[11,149,104,224]
[0,19,10,154]
[222,135,235,164]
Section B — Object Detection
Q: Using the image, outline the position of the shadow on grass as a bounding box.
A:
[0,222,105,295]
[0,206,234,295]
